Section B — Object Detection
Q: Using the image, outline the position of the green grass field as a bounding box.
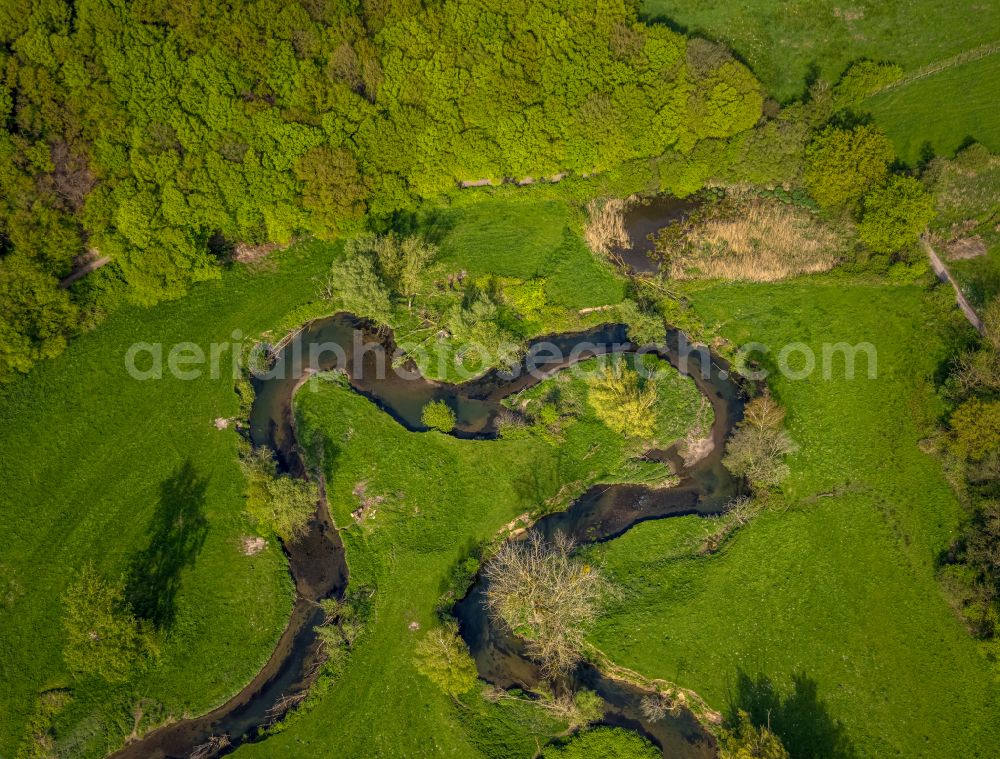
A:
[583,279,1000,757]
[427,194,626,309]
[640,0,1000,102]
[864,53,1000,164]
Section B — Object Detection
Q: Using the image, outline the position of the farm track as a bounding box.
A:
[921,233,985,334]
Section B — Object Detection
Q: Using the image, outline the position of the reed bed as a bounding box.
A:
[584,196,634,258]
[663,195,842,282]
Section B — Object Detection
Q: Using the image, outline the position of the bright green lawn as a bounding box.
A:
[864,53,1000,163]
[239,356,702,757]
[584,280,1000,757]
[640,0,1000,101]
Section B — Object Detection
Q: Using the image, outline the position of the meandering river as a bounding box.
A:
[112,314,745,759]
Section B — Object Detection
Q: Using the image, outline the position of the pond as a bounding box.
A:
[613,195,699,275]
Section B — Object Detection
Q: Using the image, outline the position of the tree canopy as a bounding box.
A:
[858,175,935,255]
[0,0,764,379]
[62,564,157,683]
[803,124,895,208]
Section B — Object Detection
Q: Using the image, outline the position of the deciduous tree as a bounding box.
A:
[413,621,478,699]
[723,394,795,490]
[804,125,895,208]
[484,533,607,676]
[62,565,157,683]
[858,176,934,255]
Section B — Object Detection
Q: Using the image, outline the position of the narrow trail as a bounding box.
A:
[58,254,110,288]
[921,233,985,334]
[870,41,1000,97]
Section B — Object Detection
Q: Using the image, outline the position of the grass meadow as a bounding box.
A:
[583,279,1000,757]
[0,242,341,757]
[864,53,1000,164]
[640,0,1000,102]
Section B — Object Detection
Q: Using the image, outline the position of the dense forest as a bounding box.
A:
[0,0,763,380]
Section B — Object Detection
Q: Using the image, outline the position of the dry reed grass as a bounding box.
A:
[584,196,634,258]
[664,195,841,282]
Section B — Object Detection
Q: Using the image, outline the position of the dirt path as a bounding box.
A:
[58,254,110,288]
[921,233,985,334]
[871,41,1000,97]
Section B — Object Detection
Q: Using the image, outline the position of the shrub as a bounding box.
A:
[804,125,895,208]
[587,359,658,439]
[321,255,393,326]
[542,726,660,758]
[617,300,666,345]
[858,176,935,255]
[833,61,903,107]
[239,445,318,541]
[948,398,1000,462]
[421,400,456,432]
[413,621,478,698]
[62,565,157,683]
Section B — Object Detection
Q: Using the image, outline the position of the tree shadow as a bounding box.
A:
[383,207,456,246]
[126,460,209,630]
[728,670,856,758]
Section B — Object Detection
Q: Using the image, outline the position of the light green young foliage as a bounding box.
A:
[948,398,1000,462]
[0,254,78,381]
[294,147,368,236]
[62,565,156,683]
[858,175,935,255]
[371,233,437,304]
[413,621,478,698]
[542,726,660,758]
[239,445,318,541]
[587,360,658,439]
[722,395,795,491]
[833,61,903,107]
[421,400,456,432]
[804,125,895,208]
[325,255,393,326]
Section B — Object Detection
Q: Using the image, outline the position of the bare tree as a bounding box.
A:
[483,533,608,676]
[723,394,796,491]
